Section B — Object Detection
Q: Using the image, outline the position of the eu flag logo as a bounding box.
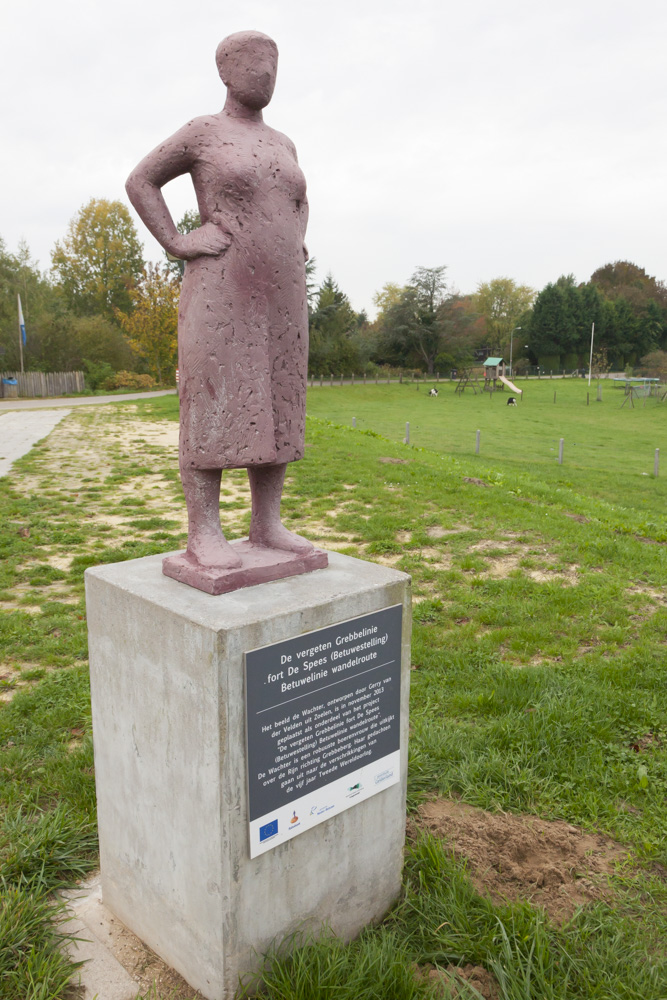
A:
[259,819,278,842]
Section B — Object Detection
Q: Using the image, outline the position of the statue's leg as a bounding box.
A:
[181,465,242,569]
[248,463,314,554]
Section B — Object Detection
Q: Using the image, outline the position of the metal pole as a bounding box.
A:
[476,429,480,455]
[588,323,595,386]
[404,421,410,445]
[17,294,24,374]
[655,448,659,478]
[558,438,564,465]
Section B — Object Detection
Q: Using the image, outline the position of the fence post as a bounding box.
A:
[352,417,356,429]
[476,429,480,455]
[340,373,343,386]
[375,372,378,384]
[597,383,602,402]
[329,373,333,386]
[404,421,410,445]
[320,373,323,387]
[364,373,367,384]
[351,372,355,385]
[655,448,660,478]
[558,438,564,465]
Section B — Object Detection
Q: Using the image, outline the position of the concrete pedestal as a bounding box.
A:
[85,551,411,1000]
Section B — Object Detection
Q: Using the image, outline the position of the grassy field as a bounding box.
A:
[306,378,666,520]
[0,384,666,998]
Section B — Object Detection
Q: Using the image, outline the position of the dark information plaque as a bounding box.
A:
[245,604,402,856]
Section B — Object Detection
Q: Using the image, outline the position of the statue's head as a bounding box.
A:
[216,31,278,111]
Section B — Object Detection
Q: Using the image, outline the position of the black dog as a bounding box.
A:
[507,396,517,406]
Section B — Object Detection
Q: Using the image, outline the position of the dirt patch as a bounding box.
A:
[563,512,590,523]
[463,477,490,487]
[414,798,628,923]
[627,584,667,607]
[420,963,499,999]
[465,540,579,585]
[379,456,409,464]
[427,524,469,539]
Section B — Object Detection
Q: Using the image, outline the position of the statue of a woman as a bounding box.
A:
[126,31,326,593]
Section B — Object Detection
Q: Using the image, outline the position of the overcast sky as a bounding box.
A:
[2,0,666,315]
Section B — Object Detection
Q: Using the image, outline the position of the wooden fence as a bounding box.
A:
[0,371,85,398]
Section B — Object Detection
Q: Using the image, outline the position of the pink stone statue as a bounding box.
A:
[126,30,327,594]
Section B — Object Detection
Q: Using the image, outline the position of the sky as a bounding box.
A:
[2,0,666,317]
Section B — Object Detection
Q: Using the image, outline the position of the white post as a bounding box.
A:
[404,422,410,445]
[588,323,595,387]
[655,448,659,478]
[558,438,564,465]
[475,429,480,455]
[352,417,356,428]
[597,383,602,402]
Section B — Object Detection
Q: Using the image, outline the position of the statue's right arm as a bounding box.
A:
[126,121,230,260]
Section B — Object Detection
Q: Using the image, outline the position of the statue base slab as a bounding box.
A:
[162,540,328,595]
[85,550,411,1000]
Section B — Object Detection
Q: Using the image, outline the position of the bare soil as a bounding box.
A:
[414,798,628,923]
[422,962,500,999]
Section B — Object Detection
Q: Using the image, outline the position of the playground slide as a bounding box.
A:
[498,375,522,395]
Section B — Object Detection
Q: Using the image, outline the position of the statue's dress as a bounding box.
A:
[178,116,308,470]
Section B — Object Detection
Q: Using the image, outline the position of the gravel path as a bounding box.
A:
[0,409,72,477]
[0,389,176,411]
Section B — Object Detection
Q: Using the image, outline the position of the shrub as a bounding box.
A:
[82,359,114,392]
[101,371,156,391]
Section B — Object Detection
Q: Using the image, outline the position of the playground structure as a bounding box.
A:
[617,378,667,408]
[482,358,523,397]
[454,367,482,395]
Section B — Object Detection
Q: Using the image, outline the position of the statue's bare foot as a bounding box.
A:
[187,533,242,570]
[249,522,314,555]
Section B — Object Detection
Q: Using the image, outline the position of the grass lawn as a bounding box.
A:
[0,384,665,998]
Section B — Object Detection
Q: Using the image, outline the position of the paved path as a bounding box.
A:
[0,389,176,411]
[0,409,72,477]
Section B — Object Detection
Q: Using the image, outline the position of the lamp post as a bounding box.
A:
[509,326,521,378]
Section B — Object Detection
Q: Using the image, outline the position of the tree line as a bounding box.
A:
[2,196,666,387]
[309,262,667,379]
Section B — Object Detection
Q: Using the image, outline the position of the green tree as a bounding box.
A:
[375,266,449,374]
[115,264,179,383]
[308,274,365,375]
[51,198,145,317]
[473,277,535,356]
[165,210,201,279]
[0,237,63,370]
